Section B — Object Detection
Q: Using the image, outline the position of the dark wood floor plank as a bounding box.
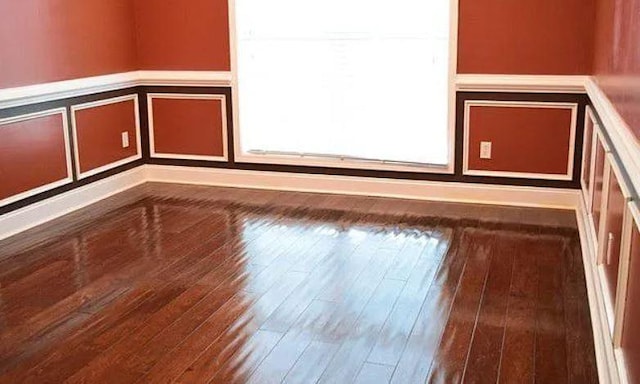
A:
[9,286,183,384]
[246,300,337,384]
[497,236,539,384]
[134,294,251,384]
[431,226,470,288]
[0,184,596,384]
[65,285,211,384]
[367,227,453,367]
[242,222,306,268]
[384,232,430,281]
[259,235,367,333]
[207,329,284,384]
[318,278,405,383]
[389,227,470,384]
[315,246,402,344]
[63,244,250,384]
[425,229,495,383]
[139,270,307,384]
[534,238,569,384]
[355,362,395,384]
[95,286,246,383]
[242,227,325,294]
[461,232,517,384]
[564,236,598,384]
[282,340,339,384]
[313,232,386,303]
[0,281,140,375]
[177,275,330,383]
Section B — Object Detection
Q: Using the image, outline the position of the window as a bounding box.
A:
[234,0,454,169]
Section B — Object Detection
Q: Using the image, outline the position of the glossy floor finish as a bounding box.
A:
[0,183,598,383]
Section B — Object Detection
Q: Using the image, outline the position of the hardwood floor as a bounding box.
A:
[0,183,598,383]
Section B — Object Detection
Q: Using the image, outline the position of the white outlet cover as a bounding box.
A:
[480,141,492,159]
[121,132,130,148]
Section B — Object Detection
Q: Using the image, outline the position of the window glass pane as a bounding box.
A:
[236,0,451,165]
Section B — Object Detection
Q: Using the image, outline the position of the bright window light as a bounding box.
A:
[235,0,451,166]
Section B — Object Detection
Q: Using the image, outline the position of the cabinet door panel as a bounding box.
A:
[600,165,626,306]
[621,217,640,383]
[591,135,607,234]
[581,109,595,201]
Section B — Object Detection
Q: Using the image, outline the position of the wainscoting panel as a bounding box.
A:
[147,93,228,161]
[0,109,72,207]
[455,92,588,188]
[71,94,141,179]
[463,100,577,180]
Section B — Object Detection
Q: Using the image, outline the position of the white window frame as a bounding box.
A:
[228,0,459,174]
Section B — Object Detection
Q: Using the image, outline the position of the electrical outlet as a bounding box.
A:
[121,132,130,148]
[480,141,492,159]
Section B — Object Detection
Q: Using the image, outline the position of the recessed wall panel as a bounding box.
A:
[149,95,226,160]
[72,96,140,178]
[0,111,71,204]
[464,102,576,180]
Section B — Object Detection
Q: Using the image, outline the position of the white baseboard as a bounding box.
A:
[144,165,580,210]
[576,198,623,384]
[0,167,146,241]
[0,164,580,242]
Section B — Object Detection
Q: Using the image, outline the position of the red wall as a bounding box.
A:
[74,98,139,174]
[0,0,137,88]
[133,0,230,71]
[0,113,69,200]
[458,0,596,75]
[0,0,231,88]
[0,0,600,88]
[593,0,640,141]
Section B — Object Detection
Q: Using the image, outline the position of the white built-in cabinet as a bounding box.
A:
[582,106,640,383]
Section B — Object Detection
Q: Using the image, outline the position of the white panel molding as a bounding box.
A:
[456,74,589,93]
[147,93,229,162]
[582,106,598,210]
[0,167,146,241]
[143,165,581,209]
[0,72,139,110]
[1,73,588,111]
[613,202,637,348]
[70,94,143,180]
[0,108,74,207]
[0,71,233,109]
[135,71,232,87]
[462,100,578,181]
[576,198,623,384]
